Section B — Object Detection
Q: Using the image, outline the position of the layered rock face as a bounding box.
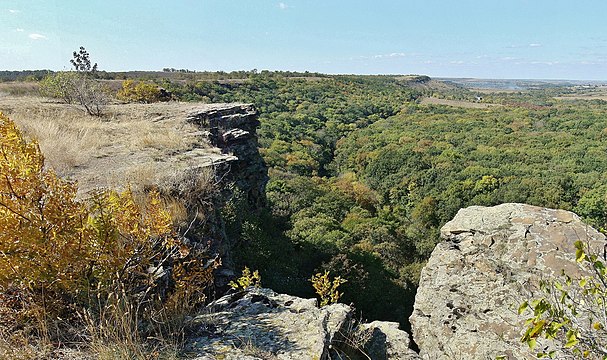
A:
[181,104,268,275]
[187,103,268,209]
[410,203,606,359]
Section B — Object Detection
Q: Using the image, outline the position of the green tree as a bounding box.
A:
[39,46,109,116]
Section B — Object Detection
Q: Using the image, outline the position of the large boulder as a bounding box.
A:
[410,203,606,359]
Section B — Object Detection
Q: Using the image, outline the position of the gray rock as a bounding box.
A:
[358,321,420,360]
[410,203,606,360]
[187,287,352,360]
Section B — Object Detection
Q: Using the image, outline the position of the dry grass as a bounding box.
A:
[0,82,40,97]
[0,95,220,194]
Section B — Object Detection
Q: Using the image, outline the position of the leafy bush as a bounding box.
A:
[229,267,262,290]
[39,71,109,116]
[117,79,168,103]
[520,240,607,358]
[310,271,347,307]
[39,71,80,104]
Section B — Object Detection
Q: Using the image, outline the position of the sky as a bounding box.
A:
[1,0,607,80]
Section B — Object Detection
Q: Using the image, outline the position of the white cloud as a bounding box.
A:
[349,53,407,61]
[529,43,542,47]
[373,52,406,59]
[278,2,288,9]
[28,33,47,40]
[8,9,20,13]
[15,28,24,32]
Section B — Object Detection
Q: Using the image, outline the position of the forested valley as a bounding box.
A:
[144,73,607,329]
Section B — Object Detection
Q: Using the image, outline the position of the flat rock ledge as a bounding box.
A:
[186,288,351,360]
[410,203,606,359]
[185,288,418,360]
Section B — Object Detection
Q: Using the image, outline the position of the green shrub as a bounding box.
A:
[310,271,347,307]
[519,240,607,358]
[39,71,109,116]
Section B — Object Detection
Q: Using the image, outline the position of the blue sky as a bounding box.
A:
[1,0,607,79]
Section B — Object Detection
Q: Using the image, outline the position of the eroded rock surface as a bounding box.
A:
[410,203,606,359]
[187,103,267,209]
[358,321,420,360]
[186,288,352,360]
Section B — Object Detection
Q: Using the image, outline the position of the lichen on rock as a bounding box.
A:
[410,203,606,359]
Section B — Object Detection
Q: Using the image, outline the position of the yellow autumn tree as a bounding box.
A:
[0,112,91,296]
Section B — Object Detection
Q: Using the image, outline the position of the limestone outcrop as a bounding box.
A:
[410,203,606,359]
[358,321,420,360]
[187,103,268,209]
[186,287,352,360]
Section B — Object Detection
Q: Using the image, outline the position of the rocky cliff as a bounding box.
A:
[410,203,605,359]
[179,104,268,273]
[186,103,268,210]
[184,287,419,360]
[185,203,606,359]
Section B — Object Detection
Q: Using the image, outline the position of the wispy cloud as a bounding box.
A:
[15,28,24,32]
[278,2,288,10]
[28,33,47,40]
[373,52,406,59]
[8,9,20,13]
[507,43,543,49]
[352,52,407,60]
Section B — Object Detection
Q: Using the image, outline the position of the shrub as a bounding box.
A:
[39,71,110,116]
[117,79,166,103]
[229,267,262,290]
[310,271,347,307]
[39,71,80,104]
[519,240,607,358]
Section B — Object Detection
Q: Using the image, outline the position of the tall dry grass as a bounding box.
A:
[0,96,204,191]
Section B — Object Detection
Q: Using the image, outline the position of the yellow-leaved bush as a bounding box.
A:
[0,112,216,329]
[117,79,166,103]
[310,271,347,307]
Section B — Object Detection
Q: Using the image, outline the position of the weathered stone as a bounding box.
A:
[186,287,352,360]
[187,103,268,209]
[410,203,606,360]
[358,321,420,360]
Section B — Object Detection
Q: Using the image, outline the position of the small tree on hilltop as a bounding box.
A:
[70,46,98,73]
[39,46,109,116]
